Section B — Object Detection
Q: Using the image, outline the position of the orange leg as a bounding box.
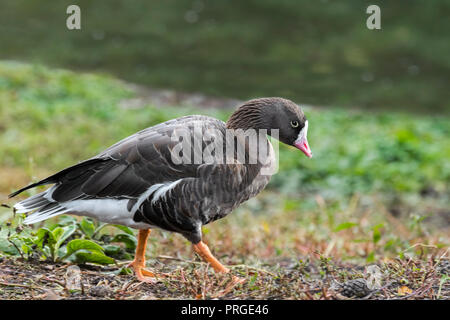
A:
[127,229,157,283]
[193,241,230,273]
[193,241,245,284]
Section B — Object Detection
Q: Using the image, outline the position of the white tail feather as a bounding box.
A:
[13,187,69,224]
[23,207,70,224]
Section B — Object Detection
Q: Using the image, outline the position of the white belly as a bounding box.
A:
[66,198,152,229]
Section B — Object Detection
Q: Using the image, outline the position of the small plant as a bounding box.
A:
[0,213,137,265]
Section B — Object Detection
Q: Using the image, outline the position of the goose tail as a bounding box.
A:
[13,187,69,224]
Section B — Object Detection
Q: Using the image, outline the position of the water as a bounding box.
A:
[0,0,449,113]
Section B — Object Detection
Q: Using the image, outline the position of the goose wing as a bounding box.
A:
[10,115,223,202]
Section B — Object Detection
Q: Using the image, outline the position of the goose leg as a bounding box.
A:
[127,229,157,283]
[193,241,230,273]
[193,241,245,284]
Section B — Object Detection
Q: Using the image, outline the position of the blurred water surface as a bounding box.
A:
[0,0,449,113]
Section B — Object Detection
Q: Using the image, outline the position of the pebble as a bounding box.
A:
[89,285,113,297]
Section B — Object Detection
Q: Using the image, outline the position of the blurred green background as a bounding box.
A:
[1,0,449,113]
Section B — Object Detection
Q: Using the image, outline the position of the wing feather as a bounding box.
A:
[12,116,226,204]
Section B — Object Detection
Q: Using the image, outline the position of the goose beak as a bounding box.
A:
[294,138,312,158]
[293,120,312,158]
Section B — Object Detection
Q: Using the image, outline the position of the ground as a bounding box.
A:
[1,252,448,300]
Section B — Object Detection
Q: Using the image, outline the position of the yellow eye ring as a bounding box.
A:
[290,120,299,128]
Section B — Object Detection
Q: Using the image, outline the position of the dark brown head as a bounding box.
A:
[226,97,312,158]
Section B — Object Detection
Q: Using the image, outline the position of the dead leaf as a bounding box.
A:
[397,286,412,296]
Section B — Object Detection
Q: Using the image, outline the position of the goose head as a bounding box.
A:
[226,97,312,158]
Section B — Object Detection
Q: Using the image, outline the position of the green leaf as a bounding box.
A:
[54,225,77,260]
[65,239,105,257]
[114,267,133,275]
[80,218,95,238]
[56,215,77,226]
[372,223,384,244]
[74,249,115,265]
[51,227,64,241]
[0,238,19,255]
[53,225,75,245]
[110,225,134,236]
[366,251,375,263]
[103,244,122,256]
[111,233,137,250]
[34,227,56,250]
[21,243,32,256]
[334,222,358,232]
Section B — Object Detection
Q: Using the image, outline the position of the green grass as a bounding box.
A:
[0,0,449,113]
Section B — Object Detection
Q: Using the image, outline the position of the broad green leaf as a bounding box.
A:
[0,238,19,255]
[21,243,32,255]
[34,227,56,248]
[56,247,67,260]
[110,224,134,236]
[51,227,64,242]
[80,218,95,238]
[65,239,105,257]
[103,244,122,256]
[334,222,358,232]
[74,249,115,265]
[111,233,137,250]
[54,225,77,252]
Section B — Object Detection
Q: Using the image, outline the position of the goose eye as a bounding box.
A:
[290,120,299,128]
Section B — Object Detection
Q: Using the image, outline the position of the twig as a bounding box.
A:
[7,237,24,259]
[40,276,66,288]
[297,288,323,294]
[229,264,277,276]
[402,243,438,253]
[304,290,315,300]
[0,281,44,291]
[155,255,203,265]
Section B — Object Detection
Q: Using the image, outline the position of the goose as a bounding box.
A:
[9,97,312,283]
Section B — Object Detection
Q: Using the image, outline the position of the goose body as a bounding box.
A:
[13,115,275,243]
[10,97,311,282]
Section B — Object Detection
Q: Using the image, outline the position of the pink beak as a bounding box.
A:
[294,139,312,158]
[293,120,312,158]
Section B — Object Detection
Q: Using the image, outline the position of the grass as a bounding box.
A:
[0,1,449,113]
[0,61,448,299]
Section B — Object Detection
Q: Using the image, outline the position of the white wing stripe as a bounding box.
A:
[132,179,182,211]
